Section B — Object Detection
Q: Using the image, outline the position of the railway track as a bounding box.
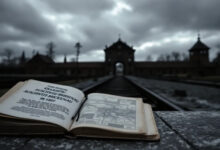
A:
[82,76,184,111]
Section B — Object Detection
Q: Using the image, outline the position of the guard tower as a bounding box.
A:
[189,35,210,65]
[104,38,135,75]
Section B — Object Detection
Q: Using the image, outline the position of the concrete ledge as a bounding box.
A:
[0,111,219,150]
[156,111,220,150]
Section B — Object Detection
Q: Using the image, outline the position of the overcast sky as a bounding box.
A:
[0,0,220,62]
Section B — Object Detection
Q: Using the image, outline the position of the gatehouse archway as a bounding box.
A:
[104,38,135,75]
[115,62,124,76]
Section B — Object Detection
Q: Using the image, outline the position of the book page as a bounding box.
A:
[144,104,159,137]
[0,80,84,130]
[0,82,25,103]
[71,93,145,133]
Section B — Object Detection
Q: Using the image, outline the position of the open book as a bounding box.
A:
[0,80,159,140]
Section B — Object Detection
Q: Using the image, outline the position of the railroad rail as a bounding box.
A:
[81,76,184,111]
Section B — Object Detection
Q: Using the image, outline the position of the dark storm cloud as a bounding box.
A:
[42,0,114,17]
[117,0,220,46]
[0,0,220,62]
[119,0,220,60]
[126,0,220,30]
[0,0,55,38]
[0,0,56,56]
[79,19,123,50]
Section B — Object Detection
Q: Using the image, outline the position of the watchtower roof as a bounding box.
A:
[189,37,209,52]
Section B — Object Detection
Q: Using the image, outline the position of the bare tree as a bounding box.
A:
[20,51,26,64]
[32,49,36,57]
[74,42,82,81]
[75,42,82,62]
[146,55,152,61]
[46,42,56,59]
[64,54,67,63]
[165,54,171,61]
[157,54,166,62]
[70,57,75,62]
[171,51,180,61]
[3,48,14,64]
[181,53,189,62]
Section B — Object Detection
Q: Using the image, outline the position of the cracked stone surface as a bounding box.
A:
[156,111,220,150]
[0,112,219,150]
[1,115,191,150]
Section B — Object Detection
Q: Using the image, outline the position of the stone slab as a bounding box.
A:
[156,111,220,150]
[0,115,192,150]
[0,137,29,150]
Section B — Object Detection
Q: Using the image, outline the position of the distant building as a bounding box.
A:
[1,36,219,79]
[134,36,217,77]
[104,38,135,74]
[27,53,54,65]
[189,36,209,65]
[25,53,55,74]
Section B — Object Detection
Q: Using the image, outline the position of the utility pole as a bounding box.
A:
[75,42,82,81]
